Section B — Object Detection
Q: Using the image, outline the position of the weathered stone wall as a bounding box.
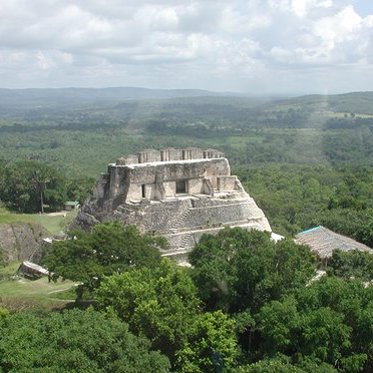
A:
[107,158,230,202]
[107,194,270,234]
[116,147,224,165]
[204,149,224,159]
[138,149,162,163]
[160,148,183,161]
[118,154,139,165]
[188,179,204,194]
[128,158,229,183]
[76,148,272,261]
[0,223,48,263]
[217,176,237,191]
[164,181,176,197]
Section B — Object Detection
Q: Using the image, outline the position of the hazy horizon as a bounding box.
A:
[0,86,371,98]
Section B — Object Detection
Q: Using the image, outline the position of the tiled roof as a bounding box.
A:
[295,226,373,259]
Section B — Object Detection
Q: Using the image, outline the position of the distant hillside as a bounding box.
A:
[268,91,373,115]
[0,88,371,117]
[0,87,226,114]
[0,88,372,175]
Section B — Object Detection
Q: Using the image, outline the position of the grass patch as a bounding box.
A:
[0,276,77,310]
[0,210,77,235]
[0,277,75,298]
[0,261,21,279]
[0,261,78,310]
[50,286,77,300]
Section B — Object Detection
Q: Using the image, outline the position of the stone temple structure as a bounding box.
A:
[76,148,271,261]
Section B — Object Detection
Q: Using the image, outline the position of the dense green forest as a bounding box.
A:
[238,164,373,247]
[0,159,93,213]
[0,89,372,243]
[0,90,372,176]
[2,224,373,372]
[1,89,373,372]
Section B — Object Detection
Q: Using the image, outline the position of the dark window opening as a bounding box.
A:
[141,184,146,198]
[176,180,187,194]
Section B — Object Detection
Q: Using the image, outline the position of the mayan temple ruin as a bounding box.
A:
[76,148,272,261]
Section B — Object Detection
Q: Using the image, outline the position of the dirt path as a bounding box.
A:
[48,285,76,294]
[45,211,68,217]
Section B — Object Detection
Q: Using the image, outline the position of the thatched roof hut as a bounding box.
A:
[295,226,373,259]
[18,261,49,279]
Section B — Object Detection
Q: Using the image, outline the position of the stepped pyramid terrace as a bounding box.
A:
[76,148,272,261]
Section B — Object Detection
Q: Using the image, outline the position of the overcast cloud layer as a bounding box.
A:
[0,0,372,94]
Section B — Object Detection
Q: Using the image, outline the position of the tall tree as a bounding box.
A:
[189,228,316,313]
[176,310,238,373]
[96,259,200,362]
[43,222,165,297]
[29,161,53,213]
[0,160,65,212]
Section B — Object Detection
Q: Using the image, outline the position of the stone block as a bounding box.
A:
[164,181,176,197]
[127,183,142,201]
[188,178,203,194]
[125,154,139,165]
[204,149,225,159]
[160,148,183,161]
[138,149,161,163]
[182,147,204,160]
[217,176,237,191]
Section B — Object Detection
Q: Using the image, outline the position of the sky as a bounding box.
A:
[0,0,372,94]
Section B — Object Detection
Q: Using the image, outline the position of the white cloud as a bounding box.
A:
[292,0,333,17]
[220,5,272,34]
[36,51,54,70]
[0,0,371,93]
[314,5,362,44]
[150,7,179,30]
[268,0,333,17]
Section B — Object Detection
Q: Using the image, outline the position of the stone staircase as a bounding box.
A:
[168,208,192,230]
